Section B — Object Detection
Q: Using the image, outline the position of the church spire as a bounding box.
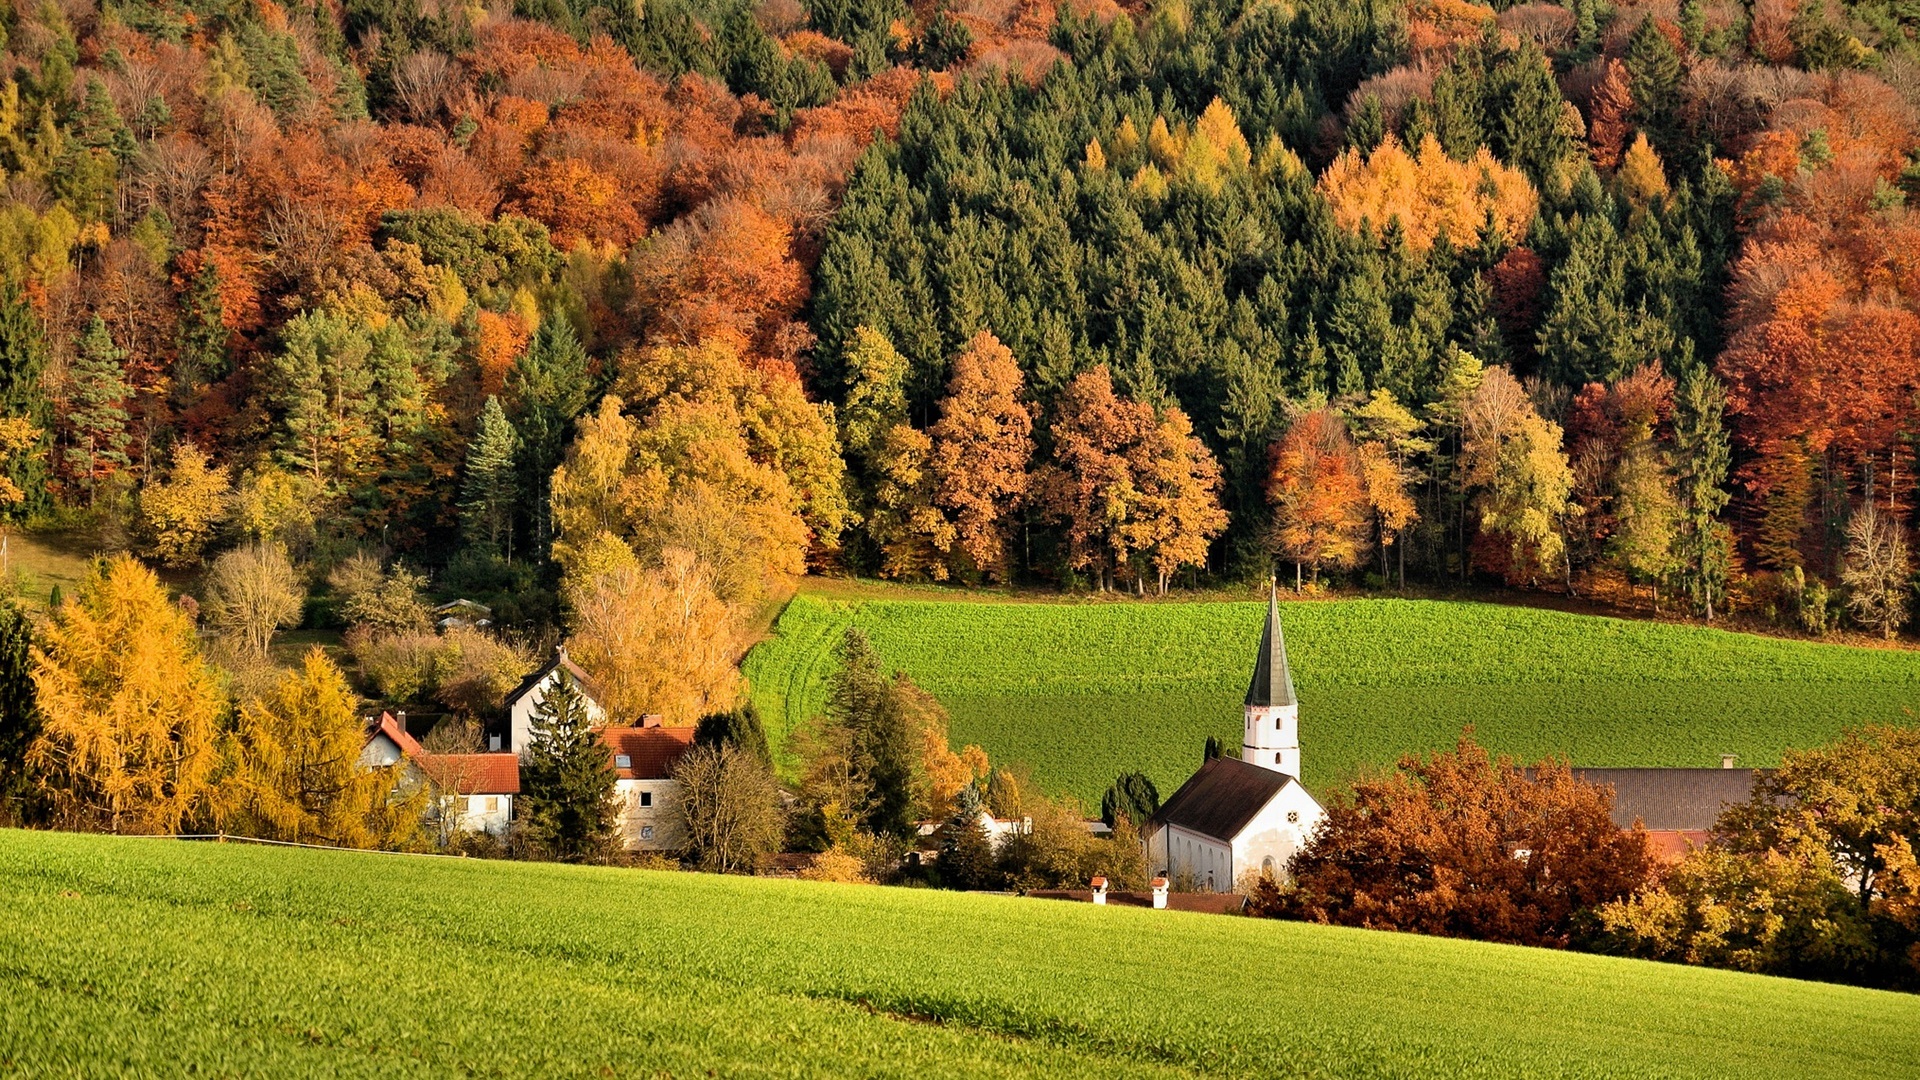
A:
[1245,580,1296,708]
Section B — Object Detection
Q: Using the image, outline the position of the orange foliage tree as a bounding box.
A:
[1268,409,1371,588]
[1318,133,1537,253]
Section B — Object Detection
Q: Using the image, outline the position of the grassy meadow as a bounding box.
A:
[3,830,1917,1078]
[743,588,1920,803]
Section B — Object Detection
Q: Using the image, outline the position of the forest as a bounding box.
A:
[0,0,1915,697]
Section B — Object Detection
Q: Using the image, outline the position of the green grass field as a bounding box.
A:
[744,589,1920,804]
[3,830,1916,1078]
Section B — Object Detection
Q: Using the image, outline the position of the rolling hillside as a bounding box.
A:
[3,831,1917,1078]
[744,589,1920,803]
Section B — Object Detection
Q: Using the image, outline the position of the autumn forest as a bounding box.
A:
[0,0,1915,702]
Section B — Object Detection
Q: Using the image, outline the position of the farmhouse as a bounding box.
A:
[1143,587,1326,892]
[502,645,606,752]
[360,660,696,850]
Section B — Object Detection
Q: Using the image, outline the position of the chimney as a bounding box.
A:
[1151,877,1169,910]
[641,713,662,729]
[1090,876,1108,906]
[1721,754,1737,769]
[396,710,406,728]
[488,734,502,752]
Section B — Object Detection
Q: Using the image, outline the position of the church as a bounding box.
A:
[1142,587,1327,892]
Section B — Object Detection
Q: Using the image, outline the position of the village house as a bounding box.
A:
[360,655,696,851]
[1142,587,1327,892]
[500,645,607,753]
[1569,764,1765,860]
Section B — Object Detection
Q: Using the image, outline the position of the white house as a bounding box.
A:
[360,712,519,836]
[602,721,697,851]
[1142,586,1326,892]
[503,645,606,753]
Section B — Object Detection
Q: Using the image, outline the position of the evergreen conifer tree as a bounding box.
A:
[174,262,228,406]
[519,671,618,861]
[1673,365,1733,619]
[460,395,520,559]
[64,317,131,503]
[1101,771,1161,828]
[694,701,771,763]
[938,785,997,889]
[507,318,590,563]
[825,627,919,838]
[0,285,50,516]
[0,602,41,823]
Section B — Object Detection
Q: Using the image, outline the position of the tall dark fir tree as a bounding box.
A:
[519,670,618,861]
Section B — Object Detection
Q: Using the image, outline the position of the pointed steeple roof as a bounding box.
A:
[1245,581,1296,708]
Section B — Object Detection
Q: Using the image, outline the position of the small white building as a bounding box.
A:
[503,645,606,753]
[1142,585,1326,892]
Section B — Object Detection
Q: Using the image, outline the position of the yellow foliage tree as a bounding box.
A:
[1616,132,1669,208]
[553,340,844,608]
[565,540,743,724]
[28,555,225,834]
[1318,133,1538,253]
[212,647,426,848]
[139,442,232,568]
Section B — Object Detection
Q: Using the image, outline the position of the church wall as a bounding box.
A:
[1153,824,1234,892]
[1231,785,1325,887]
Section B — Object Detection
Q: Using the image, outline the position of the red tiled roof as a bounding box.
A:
[601,726,696,779]
[1644,829,1710,862]
[416,753,521,795]
[371,712,425,758]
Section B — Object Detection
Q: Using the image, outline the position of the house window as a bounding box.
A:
[1286,811,1299,824]
[1276,717,1282,730]
[481,796,497,814]
[615,754,632,769]
[639,791,653,808]
[1275,752,1283,764]
[640,826,654,841]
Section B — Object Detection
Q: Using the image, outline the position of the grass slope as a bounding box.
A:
[3,831,1916,1079]
[744,591,1920,803]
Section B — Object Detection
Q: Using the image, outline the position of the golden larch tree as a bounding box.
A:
[212,647,426,848]
[29,555,226,834]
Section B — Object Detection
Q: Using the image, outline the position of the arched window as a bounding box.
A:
[1275,752,1283,764]
[1261,856,1275,875]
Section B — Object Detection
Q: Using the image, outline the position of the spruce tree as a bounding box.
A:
[0,285,50,516]
[519,671,618,861]
[64,318,131,503]
[174,262,229,406]
[0,603,41,823]
[460,395,520,560]
[937,785,997,890]
[694,701,771,764]
[1627,17,1684,158]
[825,627,919,838]
[507,318,590,564]
[1673,365,1733,619]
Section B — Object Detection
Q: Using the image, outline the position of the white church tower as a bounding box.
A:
[1243,583,1300,777]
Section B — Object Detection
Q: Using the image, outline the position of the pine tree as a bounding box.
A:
[460,395,520,560]
[0,603,41,823]
[937,785,997,890]
[64,317,131,503]
[508,318,590,564]
[519,671,618,861]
